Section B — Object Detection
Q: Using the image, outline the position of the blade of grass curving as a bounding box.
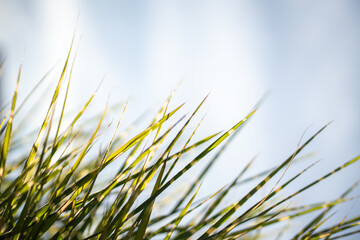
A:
[302,213,336,240]
[228,155,360,240]
[210,159,319,239]
[198,125,328,239]
[311,216,360,238]
[232,156,304,188]
[323,229,360,240]
[152,151,309,222]
[226,197,356,238]
[323,221,347,240]
[252,196,357,231]
[224,129,310,233]
[292,179,360,239]
[323,200,358,240]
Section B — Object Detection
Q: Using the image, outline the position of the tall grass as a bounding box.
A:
[0,44,359,240]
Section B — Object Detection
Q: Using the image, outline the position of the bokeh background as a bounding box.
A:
[1,0,359,238]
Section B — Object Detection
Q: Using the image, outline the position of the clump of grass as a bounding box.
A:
[0,44,359,240]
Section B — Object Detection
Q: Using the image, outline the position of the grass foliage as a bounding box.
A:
[0,44,359,240]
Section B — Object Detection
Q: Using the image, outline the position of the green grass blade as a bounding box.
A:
[23,36,74,173]
[0,61,21,184]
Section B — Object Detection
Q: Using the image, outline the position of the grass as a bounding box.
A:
[0,43,359,240]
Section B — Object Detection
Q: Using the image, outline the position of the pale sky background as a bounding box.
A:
[0,0,359,238]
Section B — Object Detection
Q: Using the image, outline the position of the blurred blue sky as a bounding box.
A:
[0,0,359,235]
